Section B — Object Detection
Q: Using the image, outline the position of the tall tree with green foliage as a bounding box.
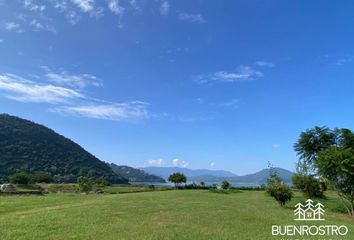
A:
[295,127,354,218]
[317,138,354,219]
[168,172,186,189]
[294,126,336,174]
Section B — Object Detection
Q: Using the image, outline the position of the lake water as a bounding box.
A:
[131,181,262,187]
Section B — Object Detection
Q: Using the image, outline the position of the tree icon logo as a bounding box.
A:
[294,199,325,221]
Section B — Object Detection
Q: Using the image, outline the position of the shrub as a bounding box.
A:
[95,177,110,187]
[266,164,293,206]
[35,172,53,183]
[77,176,93,193]
[292,174,325,198]
[270,183,293,206]
[221,180,230,189]
[9,172,34,184]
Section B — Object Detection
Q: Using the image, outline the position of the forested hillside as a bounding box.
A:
[0,114,127,183]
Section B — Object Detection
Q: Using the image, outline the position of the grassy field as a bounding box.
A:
[0,190,353,240]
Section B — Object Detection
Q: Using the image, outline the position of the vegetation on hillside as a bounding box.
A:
[0,114,127,184]
[110,164,166,183]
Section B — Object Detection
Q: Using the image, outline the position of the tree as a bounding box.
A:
[266,164,293,207]
[168,172,186,189]
[317,147,354,219]
[294,127,354,218]
[77,176,93,193]
[35,172,53,183]
[292,174,325,198]
[294,126,336,174]
[221,180,230,189]
[9,172,34,184]
[200,181,205,188]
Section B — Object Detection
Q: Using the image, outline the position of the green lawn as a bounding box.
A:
[0,190,353,240]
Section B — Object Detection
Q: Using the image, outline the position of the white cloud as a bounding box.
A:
[335,55,354,66]
[172,158,189,168]
[0,73,83,104]
[29,19,56,33]
[196,98,204,104]
[23,0,46,12]
[45,70,102,88]
[4,22,22,32]
[160,1,170,16]
[218,99,240,109]
[145,158,164,167]
[108,0,125,16]
[194,66,263,84]
[179,13,205,23]
[129,0,140,11]
[52,0,82,25]
[71,0,94,12]
[210,162,215,167]
[52,101,149,120]
[255,61,275,68]
[272,144,280,149]
[0,71,150,121]
[30,19,44,30]
[66,11,82,25]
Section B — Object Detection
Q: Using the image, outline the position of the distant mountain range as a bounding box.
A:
[142,167,294,186]
[141,167,237,179]
[110,164,166,183]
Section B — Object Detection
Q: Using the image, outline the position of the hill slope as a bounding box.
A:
[0,114,127,183]
[110,164,166,183]
[141,167,237,179]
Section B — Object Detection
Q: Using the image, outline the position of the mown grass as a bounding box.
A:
[0,190,353,240]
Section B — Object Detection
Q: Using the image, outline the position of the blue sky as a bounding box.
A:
[0,0,353,174]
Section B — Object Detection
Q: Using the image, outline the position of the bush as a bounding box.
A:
[95,177,110,187]
[77,176,93,193]
[35,172,53,183]
[9,172,34,184]
[270,183,293,206]
[221,180,230,189]
[266,164,293,206]
[292,174,325,198]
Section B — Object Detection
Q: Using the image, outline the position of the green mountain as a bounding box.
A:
[189,168,294,185]
[110,164,166,183]
[0,114,128,184]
